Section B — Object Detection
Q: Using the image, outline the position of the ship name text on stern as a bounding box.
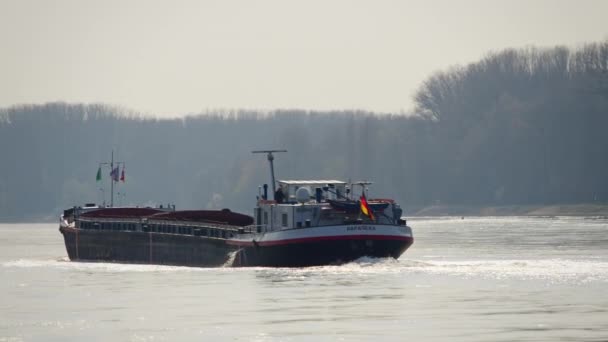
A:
[346,225,376,231]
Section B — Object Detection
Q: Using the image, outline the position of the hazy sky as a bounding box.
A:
[1,0,607,117]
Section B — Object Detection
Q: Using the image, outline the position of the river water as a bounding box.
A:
[1,217,608,341]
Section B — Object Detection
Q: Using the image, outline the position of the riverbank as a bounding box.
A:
[2,203,608,223]
[410,203,608,217]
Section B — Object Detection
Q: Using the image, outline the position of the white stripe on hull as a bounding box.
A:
[230,224,412,244]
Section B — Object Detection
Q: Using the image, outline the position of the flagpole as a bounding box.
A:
[110,150,114,207]
[97,151,124,208]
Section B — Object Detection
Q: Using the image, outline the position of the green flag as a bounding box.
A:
[96,166,102,182]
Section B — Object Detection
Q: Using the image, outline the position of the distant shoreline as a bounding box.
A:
[2,203,608,223]
[409,203,608,217]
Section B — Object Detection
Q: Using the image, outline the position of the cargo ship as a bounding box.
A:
[59,150,413,267]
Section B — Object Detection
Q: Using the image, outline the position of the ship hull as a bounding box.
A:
[59,227,236,267]
[60,224,413,268]
[231,237,412,267]
[229,224,413,267]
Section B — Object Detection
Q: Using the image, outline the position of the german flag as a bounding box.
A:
[360,193,374,220]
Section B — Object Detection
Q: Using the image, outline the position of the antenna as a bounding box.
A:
[252,149,287,194]
[353,181,373,197]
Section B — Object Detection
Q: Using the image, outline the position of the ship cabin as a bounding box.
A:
[254,180,404,233]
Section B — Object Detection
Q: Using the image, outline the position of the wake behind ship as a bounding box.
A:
[59,150,413,267]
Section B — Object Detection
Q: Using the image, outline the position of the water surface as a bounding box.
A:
[1,217,607,341]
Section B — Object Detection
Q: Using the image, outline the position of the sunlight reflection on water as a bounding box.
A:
[1,218,608,341]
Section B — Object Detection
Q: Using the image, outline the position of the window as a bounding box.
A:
[282,213,288,227]
[263,211,268,224]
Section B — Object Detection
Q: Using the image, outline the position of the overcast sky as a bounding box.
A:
[1,0,607,117]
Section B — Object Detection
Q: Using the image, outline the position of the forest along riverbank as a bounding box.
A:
[410,203,608,217]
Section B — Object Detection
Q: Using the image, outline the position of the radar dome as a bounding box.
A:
[295,187,311,203]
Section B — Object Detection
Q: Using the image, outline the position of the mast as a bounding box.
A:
[110,151,114,207]
[99,150,124,207]
[252,150,287,194]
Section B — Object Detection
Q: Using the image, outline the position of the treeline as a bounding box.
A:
[0,40,607,221]
[413,40,608,204]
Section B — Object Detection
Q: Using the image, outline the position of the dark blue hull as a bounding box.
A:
[232,237,413,267]
[60,226,413,268]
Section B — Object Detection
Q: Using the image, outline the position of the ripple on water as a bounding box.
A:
[3,256,608,284]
